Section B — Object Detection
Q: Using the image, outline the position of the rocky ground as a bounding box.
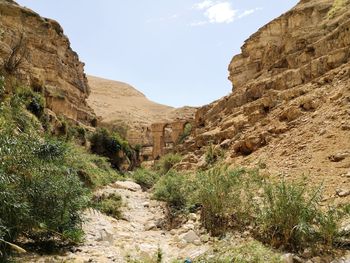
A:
[19,181,210,263]
[17,180,350,263]
[16,179,350,263]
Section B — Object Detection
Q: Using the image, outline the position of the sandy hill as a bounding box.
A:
[87,75,195,129]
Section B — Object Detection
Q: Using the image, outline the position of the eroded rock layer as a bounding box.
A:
[0,0,95,124]
[179,0,350,201]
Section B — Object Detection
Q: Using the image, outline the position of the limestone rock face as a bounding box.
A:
[0,0,95,124]
[188,0,350,150]
[179,0,350,201]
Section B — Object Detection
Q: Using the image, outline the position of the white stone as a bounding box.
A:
[112,181,142,192]
[144,222,157,231]
[281,253,294,263]
[181,230,200,244]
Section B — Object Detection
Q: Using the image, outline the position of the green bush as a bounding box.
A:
[152,170,189,209]
[194,240,283,263]
[14,86,45,118]
[92,193,123,219]
[35,139,67,161]
[195,167,259,236]
[0,76,125,259]
[67,146,121,188]
[155,153,182,175]
[89,128,134,170]
[132,168,160,190]
[0,131,89,258]
[178,123,192,143]
[256,180,321,250]
[205,144,224,166]
[317,207,341,247]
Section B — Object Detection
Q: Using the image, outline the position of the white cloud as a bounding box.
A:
[194,0,214,10]
[237,8,262,19]
[192,1,262,26]
[204,2,237,24]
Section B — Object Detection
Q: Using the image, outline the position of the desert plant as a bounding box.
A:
[131,168,160,190]
[67,146,121,188]
[327,0,349,18]
[155,153,182,175]
[35,139,67,161]
[0,131,90,258]
[256,180,321,250]
[194,240,283,263]
[178,122,192,143]
[153,170,189,209]
[14,86,45,118]
[195,167,258,235]
[92,193,123,219]
[4,33,27,73]
[317,207,341,247]
[205,144,224,166]
[89,128,134,170]
[0,76,126,259]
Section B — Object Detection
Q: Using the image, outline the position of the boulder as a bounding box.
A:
[112,181,142,192]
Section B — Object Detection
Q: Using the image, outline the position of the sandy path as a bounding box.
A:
[20,181,209,263]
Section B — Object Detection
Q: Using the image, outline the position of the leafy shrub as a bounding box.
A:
[0,131,89,258]
[195,167,259,236]
[0,77,124,259]
[90,128,134,170]
[155,153,182,175]
[28,171,88,236]
[205,144,224,166]
[256,180,321,250]
[92,193,123,219]
[178,123,192,143]
[194,240,283,263]
[35,139,67,161]
[67,146,121,188]
[132,168,160,190]
[153,170,189,209]
[317,207,341,247]
[14,86,45,118]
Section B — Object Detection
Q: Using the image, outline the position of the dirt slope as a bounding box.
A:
[87,75,195,129]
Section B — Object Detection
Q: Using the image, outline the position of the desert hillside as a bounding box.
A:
[176,0,350,202]
[87,75,196,128]
[1,0,350,262]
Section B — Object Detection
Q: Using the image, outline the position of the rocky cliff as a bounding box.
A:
[0,0,95,124]
[180,0,350,201]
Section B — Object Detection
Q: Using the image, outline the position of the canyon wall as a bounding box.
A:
[177,0,350,200]
[0,0,95,124]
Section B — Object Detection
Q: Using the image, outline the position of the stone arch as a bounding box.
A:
[163,123,174,151]
[151,123,166,160]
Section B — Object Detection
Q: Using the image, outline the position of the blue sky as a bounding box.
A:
[17,0,298,107]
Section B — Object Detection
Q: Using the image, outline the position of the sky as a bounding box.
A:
[16,0,298,108]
